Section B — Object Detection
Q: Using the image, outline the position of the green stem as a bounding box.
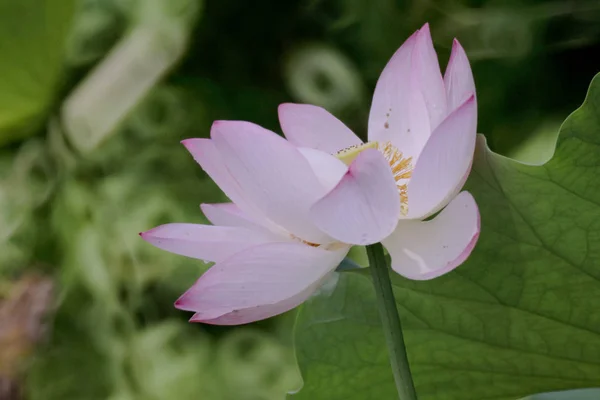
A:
[366,242,418,400]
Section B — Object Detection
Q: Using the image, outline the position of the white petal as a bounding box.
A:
[279,103,362,153]
[383,191,480,280]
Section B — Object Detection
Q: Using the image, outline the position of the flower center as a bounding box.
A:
[335,141,413,215]
[378,141,413,215]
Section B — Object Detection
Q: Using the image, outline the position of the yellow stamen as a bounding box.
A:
[378,141,413,215]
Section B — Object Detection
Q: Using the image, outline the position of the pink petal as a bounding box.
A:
[298,147,348,192]
[181,138,264,223]
[310,148,400,245]
[278,103,362,154]
[405,95,477,219]
[444,39,476,113]
[200,203,266,231]
[211,120,333,244]
[383,191,480,280]
[139,223,283,263]
[190,277,326,325]
[175,242,349,324]
[368,29,431,158]
[412,24,447,130]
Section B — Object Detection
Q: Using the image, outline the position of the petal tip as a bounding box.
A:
[449,39,469,62]
[139,229,153,240]
[415,23,433,45]
[188,314,203,323]
[174,295,188,310]
[278,103,295,125]
[278,102,294,112]
[447,39,463,66]
[180,138,195,150]
[210,120,230,137]
[181,138,207,155]
[139,225,162,239]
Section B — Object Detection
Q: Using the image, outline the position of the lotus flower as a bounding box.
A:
[140,121,352,325]
[140,23,480,325]
[279,23,480,280]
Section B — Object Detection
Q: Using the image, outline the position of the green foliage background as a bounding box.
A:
[0,0,599,399]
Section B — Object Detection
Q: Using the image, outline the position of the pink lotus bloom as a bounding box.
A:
[140,121,352,325]
[279,23,480,280]
[140,23,479,325]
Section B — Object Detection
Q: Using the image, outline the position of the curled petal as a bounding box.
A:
[383,191,480,280]
[176,242,349,324]
[310,148,400,245]
[211,120,333,244]
[444,39,476,113]
[405,95,477,219]
[140,223,282,263]
[278,103,362,153]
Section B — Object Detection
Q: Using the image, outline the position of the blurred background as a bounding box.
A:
[1,0,599,399]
